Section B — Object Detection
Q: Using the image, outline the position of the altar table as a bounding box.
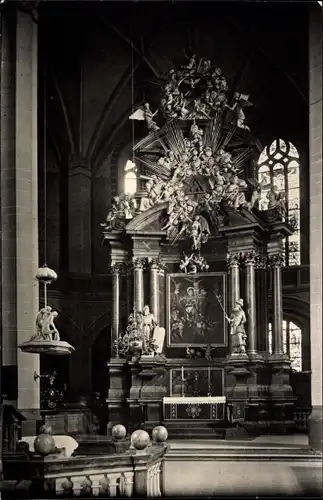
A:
[163,396,227,421]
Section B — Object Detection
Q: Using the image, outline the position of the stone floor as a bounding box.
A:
[164,434,323,497]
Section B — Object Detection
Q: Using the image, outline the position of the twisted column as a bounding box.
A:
[149,260,160,323]
[111,264,122,356]
[243,252,257,354]
[133,259,145,312]
[268,254,285,355]
[227,253,241,312]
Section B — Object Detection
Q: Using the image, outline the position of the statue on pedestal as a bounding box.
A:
[227,298,247,354]
[142,305,156,339]
[31,306,60,342]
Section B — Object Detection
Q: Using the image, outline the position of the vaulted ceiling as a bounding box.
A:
[39,1,309,173]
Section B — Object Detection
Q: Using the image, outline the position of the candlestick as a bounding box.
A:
[181,366,184,381]
[207,367,211,397]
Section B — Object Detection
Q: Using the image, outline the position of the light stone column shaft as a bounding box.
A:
[271,257,284,355]
[111,265,121,357]
[227,254,240,312]
[133,260,144,312]
[245,256,257,353]
[150,262,159,323]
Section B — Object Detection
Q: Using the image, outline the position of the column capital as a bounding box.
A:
[267,253,285,269]
[110,263,123,276]
[133,258,146,270]
[110,261,132,276]
[240,250,258,266]
[147,258,166,272]
[226,253,241,268]
[255,254,267,270]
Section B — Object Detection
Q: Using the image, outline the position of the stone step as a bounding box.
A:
[165,439,322,462]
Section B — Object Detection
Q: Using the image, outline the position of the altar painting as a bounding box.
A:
[166,273,227,346]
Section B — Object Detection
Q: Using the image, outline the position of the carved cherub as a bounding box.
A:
[179,253,194,273]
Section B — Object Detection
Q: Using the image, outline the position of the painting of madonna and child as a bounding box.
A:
[166,273,227,347]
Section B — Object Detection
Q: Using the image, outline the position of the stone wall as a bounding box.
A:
[308,2,322,453]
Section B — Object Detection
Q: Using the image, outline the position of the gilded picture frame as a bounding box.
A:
[166,272,227,347]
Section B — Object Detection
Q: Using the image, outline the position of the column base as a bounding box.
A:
[308,406,323,454]
[267,355,295,432]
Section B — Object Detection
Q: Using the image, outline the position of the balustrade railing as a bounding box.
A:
[1,425,168,498]
[294,408,311,432]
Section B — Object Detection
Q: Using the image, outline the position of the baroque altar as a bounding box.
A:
[101,53,295,437]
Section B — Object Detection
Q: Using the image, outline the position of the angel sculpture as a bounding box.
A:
[129,103,160,132]
[32,306,60,342]
[226,92,253,131]
[189,215,211,251]
[245,177,271,211]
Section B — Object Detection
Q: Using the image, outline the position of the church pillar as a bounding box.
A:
[149,260,159,323]
[15,9,40,416]
[1,5,18,404]
[308,2,322,454]
[0,7,40,424]
[227,253,240,312]
[133,258,145,312]
[111,264,121,357]
[244,252,257,354]
[68,156,92,274]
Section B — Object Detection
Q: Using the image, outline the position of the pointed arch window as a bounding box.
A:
[268,321,302,372]
[124,159,137,195]
[257,139,300,266]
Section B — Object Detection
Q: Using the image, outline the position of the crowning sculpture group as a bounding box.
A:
[101,52,288,357]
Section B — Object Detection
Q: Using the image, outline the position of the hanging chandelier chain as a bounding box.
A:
[131,27,135,165]
[43,66,47,266]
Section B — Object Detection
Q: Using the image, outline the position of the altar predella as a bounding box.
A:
[101,52,287,358]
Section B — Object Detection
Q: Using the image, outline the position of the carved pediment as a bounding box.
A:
[125,202,168,233]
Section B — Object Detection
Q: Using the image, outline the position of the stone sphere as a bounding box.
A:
[34,431,55,456]
[112,424,127,441]
[152,425,168,443]
[131,429,150,450]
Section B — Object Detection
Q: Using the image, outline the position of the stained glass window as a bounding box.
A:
[268,320,302,372]
[257,139,301,266]
[124,159,137,195]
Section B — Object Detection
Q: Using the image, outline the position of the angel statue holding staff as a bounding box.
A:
[215,295,247,354]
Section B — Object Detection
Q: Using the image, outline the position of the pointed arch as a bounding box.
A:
[257,138,301,266]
